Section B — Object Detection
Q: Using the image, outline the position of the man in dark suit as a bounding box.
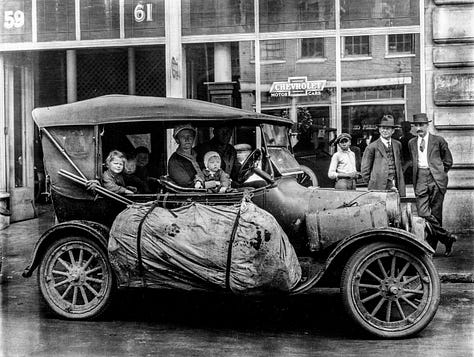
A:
[409,113,456,256]
[361,115,406,197]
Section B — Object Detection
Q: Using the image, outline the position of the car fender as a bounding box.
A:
[291,227,434,294]
[22,220,109,278]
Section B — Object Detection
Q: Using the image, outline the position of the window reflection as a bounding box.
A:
[80,0,120,40]
[182,0,254,36]
[300,38,325,59]
[340,0,419,28]
[259,0,335,31]
[343,36,371,57]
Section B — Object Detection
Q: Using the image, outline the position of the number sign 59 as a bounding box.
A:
[4,10,25,29]
[134,3,153,23]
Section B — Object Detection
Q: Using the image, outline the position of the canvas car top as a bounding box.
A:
[32,95,293,128]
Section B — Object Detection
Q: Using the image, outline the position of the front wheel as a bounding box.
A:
[341,242,440,338]
[38,236,115,319]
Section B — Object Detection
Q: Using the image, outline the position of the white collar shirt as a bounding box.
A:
[417,134,429,168]
[380,137,392,148]
[328,148,356,180]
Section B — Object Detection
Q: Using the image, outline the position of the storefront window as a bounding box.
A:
[80,0,120,40]
[184,41,254,147]
[340,0,419,28]
[0,0,32,43]
[182,0,254,36]
[124,0,165,38]
[342,103,405,154]
[37,0,75,42]
[259,0,335,32]
[77,48,128,100]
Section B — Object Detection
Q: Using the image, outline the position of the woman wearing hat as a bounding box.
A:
[328,133,360,190]
[361,115,406,197]
[168,124,205,188]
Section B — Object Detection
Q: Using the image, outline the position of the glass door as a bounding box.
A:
[4,55,35,222]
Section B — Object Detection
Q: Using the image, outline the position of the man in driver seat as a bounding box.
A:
[196,125,241,182]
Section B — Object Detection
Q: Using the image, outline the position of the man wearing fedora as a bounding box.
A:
[361,114,406,197]
[409,113,456,256]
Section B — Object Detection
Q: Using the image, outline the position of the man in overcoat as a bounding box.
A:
[408,113,456,256]
[361,115,406,197]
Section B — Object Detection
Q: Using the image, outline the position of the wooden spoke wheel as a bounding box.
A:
[38,236,115,319]
[341,242,440,338]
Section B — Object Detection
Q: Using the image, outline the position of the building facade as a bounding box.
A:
[0,0,470,230]
[424,0,474,231]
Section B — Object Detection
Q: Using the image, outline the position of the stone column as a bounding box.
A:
[66,50,77,103]
[206,43,235,107]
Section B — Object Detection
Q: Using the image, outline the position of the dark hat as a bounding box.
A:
[411,113,431,124]
[335,133,352,144]
[377,115,399,128]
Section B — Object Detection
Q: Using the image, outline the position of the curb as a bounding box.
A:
[439,273,474,283]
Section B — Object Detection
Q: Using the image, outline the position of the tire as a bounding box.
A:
[38,236,115,320]
[341,242,440,338]
[296,165,318,187]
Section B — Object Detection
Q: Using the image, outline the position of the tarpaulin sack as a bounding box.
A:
[108,200,301,294]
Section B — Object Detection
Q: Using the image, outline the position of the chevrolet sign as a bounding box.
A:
[270,77,326,97]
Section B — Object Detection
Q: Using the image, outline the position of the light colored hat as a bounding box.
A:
[173,124,196,139]
[203,151,220,169]
[335,133,352,144]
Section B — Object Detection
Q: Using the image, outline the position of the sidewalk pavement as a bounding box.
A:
[433,232,474,283]
[1,205,472,284]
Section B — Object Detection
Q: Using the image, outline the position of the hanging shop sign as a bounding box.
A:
[270,77,326,97]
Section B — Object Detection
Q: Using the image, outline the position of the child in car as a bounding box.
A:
[202,151,231,193]
[103,150,136,195]
[123,153,150,193]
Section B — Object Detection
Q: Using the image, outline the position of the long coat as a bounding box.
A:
[408,134,453,194]
[361,138,406,197]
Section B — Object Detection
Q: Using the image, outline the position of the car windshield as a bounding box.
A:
[267,147,302,175]
[262,124,289,147]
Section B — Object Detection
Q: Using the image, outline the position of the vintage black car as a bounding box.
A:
[23,95,439,338]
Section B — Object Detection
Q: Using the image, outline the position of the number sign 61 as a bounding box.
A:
[4,10,25,29]
[134,3,153,23]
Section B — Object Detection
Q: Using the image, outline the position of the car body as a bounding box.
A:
[23,95,439,338]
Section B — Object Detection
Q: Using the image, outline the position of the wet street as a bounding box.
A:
[1,211,473,357]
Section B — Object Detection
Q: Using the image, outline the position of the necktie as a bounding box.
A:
[420,138,425,152]
[387,141,391,150]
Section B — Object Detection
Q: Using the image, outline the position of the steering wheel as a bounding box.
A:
[237,148,262,183]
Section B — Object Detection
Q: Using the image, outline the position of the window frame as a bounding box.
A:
[341,35,372,61]
[250,40,286,64]
[297,37,326,63]
[385,33,416,58]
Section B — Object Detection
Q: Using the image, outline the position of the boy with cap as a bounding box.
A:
[328,133,360,190]
[408,113,456,256]
[202,151,231,193]
[361,115,406,197]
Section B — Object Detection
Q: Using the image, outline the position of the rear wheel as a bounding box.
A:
[38,236,115,319]
[341,242,440,338]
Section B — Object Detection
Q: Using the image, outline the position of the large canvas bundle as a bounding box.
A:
[108,200,301,293]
